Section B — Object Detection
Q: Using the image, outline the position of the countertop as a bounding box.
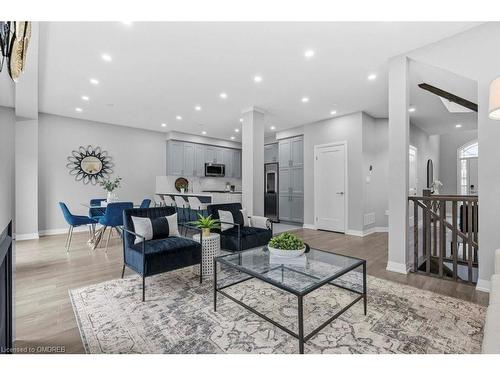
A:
[156,191,242,197]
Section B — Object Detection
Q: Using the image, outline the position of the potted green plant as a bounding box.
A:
[179,182,188,194]
[99,176,122,203]
[188,214,220,237]
[268,232,306,258]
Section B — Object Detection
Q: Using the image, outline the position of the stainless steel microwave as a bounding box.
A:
[205,163,225,177]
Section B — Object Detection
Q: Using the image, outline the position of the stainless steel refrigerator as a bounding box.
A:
[264,162,279,222]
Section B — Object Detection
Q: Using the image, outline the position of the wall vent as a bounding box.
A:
[364,212,376,226]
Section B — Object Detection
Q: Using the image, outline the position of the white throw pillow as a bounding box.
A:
[166,213,180,237]
[240,209,250,226]
[131,216,153,244]
[218,210,234,231]
[131,213,179,244]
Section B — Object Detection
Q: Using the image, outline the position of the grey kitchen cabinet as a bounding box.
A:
[183,143,195,176]
[167,141,185,175]
[222,148,233,177]
[167,140,241,178]
[232,149,241,178]
[264,143,279,164]
[167,141,195,176]
[278,135,303,223]
[279,136,303,167]
[194,144,205,177]
[278,195,303,223]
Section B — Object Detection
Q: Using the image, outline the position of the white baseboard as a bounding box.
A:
[304,224,388,237]
[476,278,491,293]
[14,233,39,241]
[39,226,89,237]
[386,261,409,274]
[302,223,317,230]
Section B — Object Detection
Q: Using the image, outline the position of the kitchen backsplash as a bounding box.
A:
[156,176,242,193]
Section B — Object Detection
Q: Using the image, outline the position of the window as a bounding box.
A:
[457,141,478,195]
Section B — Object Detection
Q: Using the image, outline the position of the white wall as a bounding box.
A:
[407,22,500,289]
[362,115,389,229]
[38,113,166,232]
[278,112,364,231]
[0,107,15,232]
[409,123,440,194]
[439,130,477,195]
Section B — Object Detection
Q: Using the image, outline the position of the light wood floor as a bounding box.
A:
[14,228,489,353]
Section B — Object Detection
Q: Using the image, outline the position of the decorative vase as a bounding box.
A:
[202,228,211,237]
[107,191,118,203]
[267,245,306,258]
[180,188,186,194]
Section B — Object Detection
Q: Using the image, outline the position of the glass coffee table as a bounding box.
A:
[213,246,366,354]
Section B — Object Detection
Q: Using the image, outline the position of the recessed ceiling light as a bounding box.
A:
[270,126,276,130]
[301,97,309,103]
[456,124,462,128]
[195,106,201,111]
[81,95,89,101]
[239,118,243,122]
[254,75,262,83]
[176,115,182,120]
[161,123,167,127]
[367,74,377,81]
[230,136,235,140]
[121,21,133,26]
[201,131,207,135]
[90,78,99,85]
[330,110,337,115]
[220,92,228,99]
[75,107,83,112]
[101,54,112,62]
[304,49,315,59]
[235,128,240,133]
[408,107,416,113]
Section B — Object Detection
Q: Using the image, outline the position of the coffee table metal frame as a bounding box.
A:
[213,248,366,354]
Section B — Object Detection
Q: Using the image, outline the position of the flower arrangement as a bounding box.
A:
[431,180,443,194]
[178,182,188,193]
[268,232,304,251]
[99,176,122,192]
[188,214,220,237]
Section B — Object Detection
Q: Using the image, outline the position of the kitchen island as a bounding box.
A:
[156,191,242,205]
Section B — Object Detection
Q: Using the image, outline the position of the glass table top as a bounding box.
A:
[216,246,365,295]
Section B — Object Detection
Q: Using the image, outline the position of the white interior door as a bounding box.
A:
[314,144,346,232]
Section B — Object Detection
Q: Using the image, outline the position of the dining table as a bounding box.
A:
[80,202,141,250]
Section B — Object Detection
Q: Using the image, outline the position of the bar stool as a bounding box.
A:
[187,196,208,221]
[163,195,176,207]
[174,196,190,234]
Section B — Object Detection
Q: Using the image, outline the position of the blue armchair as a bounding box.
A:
[121,206,202,302]
[59,202,98,252]
[140,199,151,208]
[98,202,133,251]
[206,203,273,252]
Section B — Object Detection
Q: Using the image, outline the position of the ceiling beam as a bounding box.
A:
[418,83,478,112]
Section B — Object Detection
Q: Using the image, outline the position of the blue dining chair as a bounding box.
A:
[140,199,151,208]
[98,202,133,251]
[89,198,106,219]
[59,202,98,252]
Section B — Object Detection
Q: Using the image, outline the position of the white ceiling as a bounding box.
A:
[0,22,481,140]
[409,60,477,135]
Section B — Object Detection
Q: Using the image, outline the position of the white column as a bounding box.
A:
[387,55,410,274]
[241,106,265,216]
[15,22,39,239]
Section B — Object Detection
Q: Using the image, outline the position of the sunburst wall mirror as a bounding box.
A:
[66,145,114,185]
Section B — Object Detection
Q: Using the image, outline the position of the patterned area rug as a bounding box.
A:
[69,268,485,354]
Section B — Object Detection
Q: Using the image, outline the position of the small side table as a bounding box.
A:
[193,232,221,278]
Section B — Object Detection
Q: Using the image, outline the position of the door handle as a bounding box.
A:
[336,192,344,195]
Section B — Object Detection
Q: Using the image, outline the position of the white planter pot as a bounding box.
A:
[180,188,186,194]
[107,191,118,203]
[267,245,306,258]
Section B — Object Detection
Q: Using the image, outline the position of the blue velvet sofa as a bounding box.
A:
[121,206,202,301]
[206,203,273,252]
